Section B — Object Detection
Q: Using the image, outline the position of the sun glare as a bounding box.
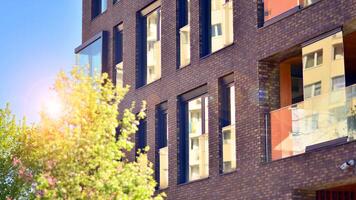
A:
[44,95,63,119]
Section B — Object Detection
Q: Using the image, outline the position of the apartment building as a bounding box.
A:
[74,0,356,199]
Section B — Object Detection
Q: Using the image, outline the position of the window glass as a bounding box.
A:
[316,50,323,65]
[333,43,344,60]
[156,104,168,189]
[304,50,323,69]
[221,84,236,173]
[179,0,191,67]
[146,8,161,84]
[210,0,233,53]
[114,24,123,87]
[188,96,209,181]
[332,76,345,91]
[75,37,102,77]
[101,0,107,12]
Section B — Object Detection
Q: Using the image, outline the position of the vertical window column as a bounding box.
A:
[178,0,191,67]
[114,24,124,87]
[136,119,147,154]
[220,74,236,173]
[178,85,209,183]
[138,2,162,87]
[92,0,107,19]
[156,102,168,189]
[200,0,233,56]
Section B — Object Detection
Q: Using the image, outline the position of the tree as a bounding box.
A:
[1,67,164,199]
[0,105,35,200]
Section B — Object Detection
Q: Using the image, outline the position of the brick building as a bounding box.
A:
[75,0,356,199]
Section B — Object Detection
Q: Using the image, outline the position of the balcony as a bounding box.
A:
[262,0,318,25]
[269,84,356,160]
[260,28,356,161]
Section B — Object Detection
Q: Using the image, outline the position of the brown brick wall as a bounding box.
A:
[80,0,356,199]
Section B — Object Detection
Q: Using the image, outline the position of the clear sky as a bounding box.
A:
[0,1,82,122]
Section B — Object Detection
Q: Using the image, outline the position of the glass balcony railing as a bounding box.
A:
[159,146,168,189]
[264,0,317,22]
[269,84,356,160]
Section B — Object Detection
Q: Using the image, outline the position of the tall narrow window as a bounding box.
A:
[178,86,209,183]
[156,102,168,189]
[136,119,147,154]
[200,0,233,56]
[114,24,124,87]
[220,74,236,173]
[92,0,107,19]
[188,96,209,181]
[138,2,161,87]
[178,0,191,67]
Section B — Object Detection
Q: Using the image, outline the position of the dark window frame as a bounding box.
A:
[155,102,168,188]
[136,2,161,88]
[200,0,212,57]
[219,73,235,174]
[178,85,208,184]
[113,23,124,85]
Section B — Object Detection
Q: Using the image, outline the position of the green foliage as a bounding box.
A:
[0,104,35,199]
[1,68,164,200]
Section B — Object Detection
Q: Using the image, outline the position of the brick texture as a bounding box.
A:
[80,0,356,199]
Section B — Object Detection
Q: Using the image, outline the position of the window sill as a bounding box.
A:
[136,78,162,90]
[264,137,356,164]
[304,64,322,71]
[91,10,107,22]
[157,186,169,192]
[220,169,237,176]
[259,0,322,29]
[178,63,191,70]
[200,42,235,61]
[178,176,210,187]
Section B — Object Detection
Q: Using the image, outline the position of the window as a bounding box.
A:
[136,119,147,154]
[156,102,168,189]
[332,76,345,91]
[188,96,209,181]
[138,3,161,87]
[92,0,107,19]
[333,43,344,60]
[303,50,323,69]
[178,0,191,67]
[220,74,236,173]
[113,0,119,4]
[75,33,105,77]
[178,86,209,183]
[200,0,233,56]
[304,0,318,7]
[304,82,321,99]
[114,24,124,87]
[211,24,222,37]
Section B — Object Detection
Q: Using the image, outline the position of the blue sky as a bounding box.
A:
[0,1,82,122]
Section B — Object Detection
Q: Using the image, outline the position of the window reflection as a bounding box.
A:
[146,8,161,84]
[210,0,233,53]
[221,84,236,173]
[179,0,190,67]
[270,31,356,160]
[75,37,102,77]
[188,96,209,181]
